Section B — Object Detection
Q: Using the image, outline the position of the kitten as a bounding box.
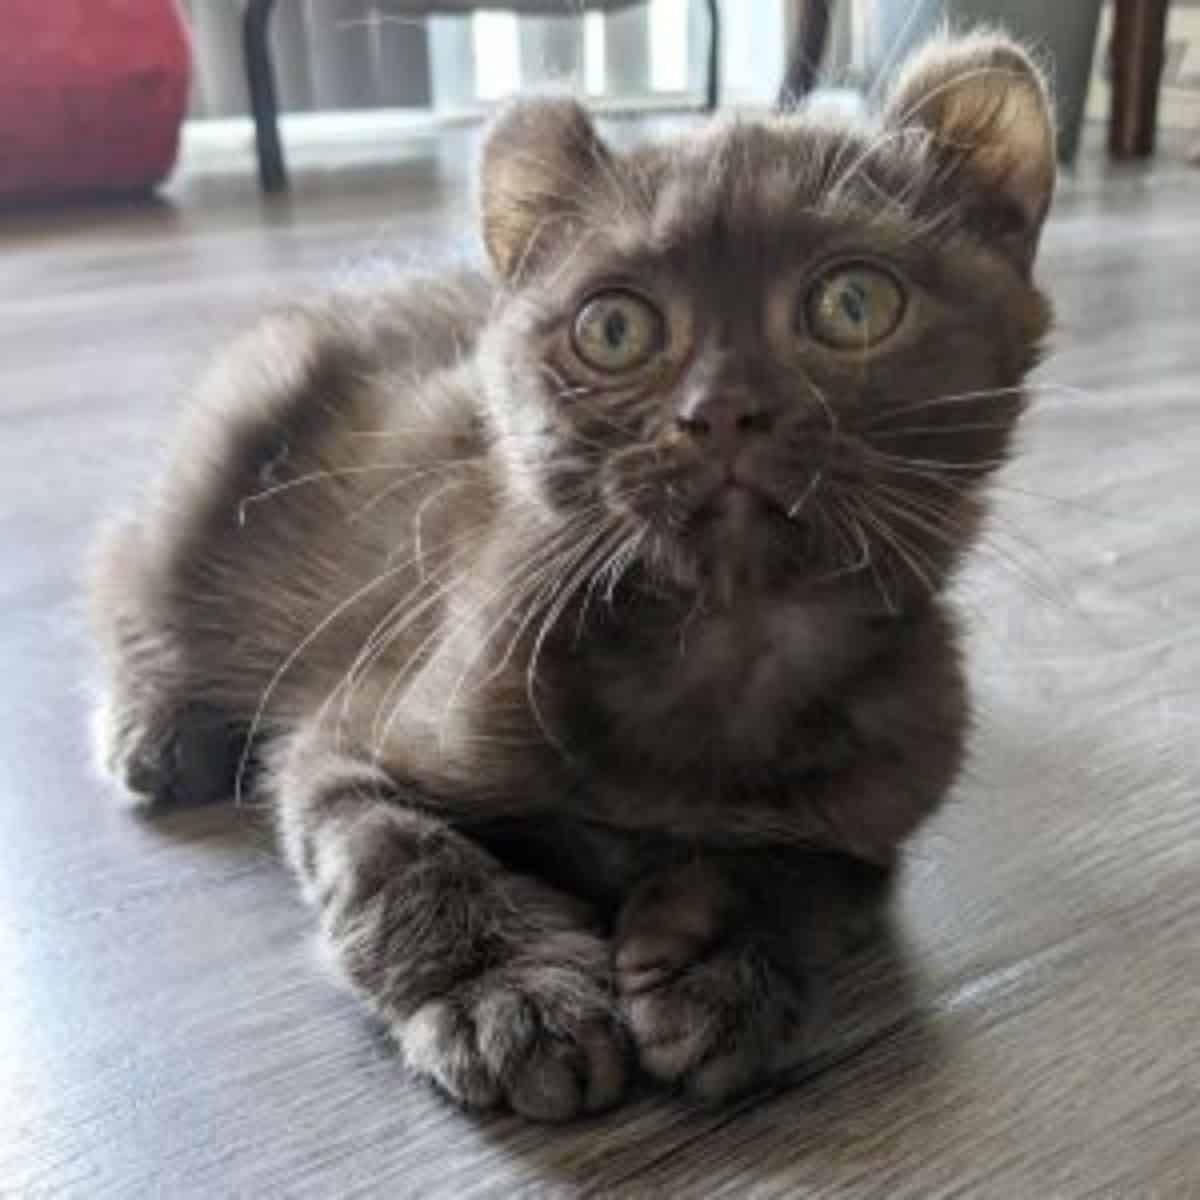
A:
[89,32,1055,1120]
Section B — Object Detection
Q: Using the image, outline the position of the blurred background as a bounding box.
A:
[2,0,1197,203]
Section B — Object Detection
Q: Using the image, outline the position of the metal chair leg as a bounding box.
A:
[243,0,287,192]
[703,0,721,111]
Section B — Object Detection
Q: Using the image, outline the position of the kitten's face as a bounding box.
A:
[479,35,1054,606]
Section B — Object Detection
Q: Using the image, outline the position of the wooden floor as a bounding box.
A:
[3,133,1199,1198]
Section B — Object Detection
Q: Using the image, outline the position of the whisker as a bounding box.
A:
[787,470,825,521]
[820,498,873,580]
[234,554,424,804]
[366,509,611,763]
[491,530,614,682]
[848,495,939,597]
[366,537,567,762]
[865,481,1079,614]
[523,522,633,752]
[349,466,475,525]
[870,420,1021,437]
[867,381,1097,428]
[603,527,647,605]
[316,520,502,752]
[576,520,646,635]
[463,511,616,687]
[862,445,1009,475]
[430,524,613,751]
[864,452,1129,521]
[835,495,900,612]
[236,463,433,524]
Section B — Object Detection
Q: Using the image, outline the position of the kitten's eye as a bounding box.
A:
[572,290,663,373]
[805,264,905,350]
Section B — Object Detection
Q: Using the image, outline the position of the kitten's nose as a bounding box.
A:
[675,389,774,454]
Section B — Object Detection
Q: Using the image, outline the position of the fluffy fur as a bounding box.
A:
[89,32,1055,1118]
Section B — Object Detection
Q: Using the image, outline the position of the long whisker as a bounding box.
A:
[870,420,1022,438]
[350,466,475,525]
[325,519,503,745]
[819,497,873,580]
[865,481,1078,614]
[861,445,1009,475]
[236,463,440,524]
[863,451,1128,521]
[367,509,612,764]
[848,494,939,597]
[365,533,573,764]
[602,526,648,605]
[234,555,423,804]
[833,494,899,612]
[575,519,647,636]
[523,522,635,753]
[867,381,1097,428]
[787,470,826,520]
[493,522,620,680]
[441,512,619,713]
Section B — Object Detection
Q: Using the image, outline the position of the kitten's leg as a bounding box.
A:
[89,519,242,808]
[274,729,629,1121]
[614,611,962,1101]
[614,851,890,1103]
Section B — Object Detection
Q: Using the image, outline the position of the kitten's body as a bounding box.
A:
[90,34,1055,1117]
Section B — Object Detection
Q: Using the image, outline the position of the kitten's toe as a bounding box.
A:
[619,864,729,993]
[615,862,811,1103]
[615,861,733,993]
[622,943,812,1103]
[400,956,630,1121]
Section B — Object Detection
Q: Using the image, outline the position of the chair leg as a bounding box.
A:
[703,0,720,111]
[1109,0,1169,158]
[778,0,834,110]
[243,0,288,192]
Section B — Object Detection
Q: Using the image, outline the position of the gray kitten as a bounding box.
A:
[89,32,1055,1119]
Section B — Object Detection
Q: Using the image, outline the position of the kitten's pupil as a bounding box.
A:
[840,283,867,325]
[604,310,627,348]
[807,265,905,349]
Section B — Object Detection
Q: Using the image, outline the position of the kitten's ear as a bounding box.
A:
[883,31,1056,268]
[480,97,611,281]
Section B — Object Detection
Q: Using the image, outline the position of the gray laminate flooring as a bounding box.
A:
[2,132,1198,1197]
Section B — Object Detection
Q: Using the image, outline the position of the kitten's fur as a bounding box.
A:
[89,34,1055,1119]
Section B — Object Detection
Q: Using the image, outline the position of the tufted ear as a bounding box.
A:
[479,97,612,282]
[884,31,1056,269]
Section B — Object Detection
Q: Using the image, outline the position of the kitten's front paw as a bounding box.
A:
[615,862,811,1103]
[400,942,630,1121]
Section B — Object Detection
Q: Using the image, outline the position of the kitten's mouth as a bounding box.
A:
[710,480,764,510]
[691,477,792,526]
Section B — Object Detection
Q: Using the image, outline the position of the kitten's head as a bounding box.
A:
[476,32,1054,607]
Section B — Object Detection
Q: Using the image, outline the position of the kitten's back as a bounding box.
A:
[89,267,499,800]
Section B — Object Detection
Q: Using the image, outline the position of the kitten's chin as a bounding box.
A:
[639,482,817,595]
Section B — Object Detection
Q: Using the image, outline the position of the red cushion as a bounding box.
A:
[0,0,191,197]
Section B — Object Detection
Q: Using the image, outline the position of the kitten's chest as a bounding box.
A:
[580,600,874,765]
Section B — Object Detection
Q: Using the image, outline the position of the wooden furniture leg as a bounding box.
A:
[1110,0,1170,158]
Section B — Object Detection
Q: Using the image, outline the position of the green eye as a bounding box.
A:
[806,264,905,350]
[572,290,663,372]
